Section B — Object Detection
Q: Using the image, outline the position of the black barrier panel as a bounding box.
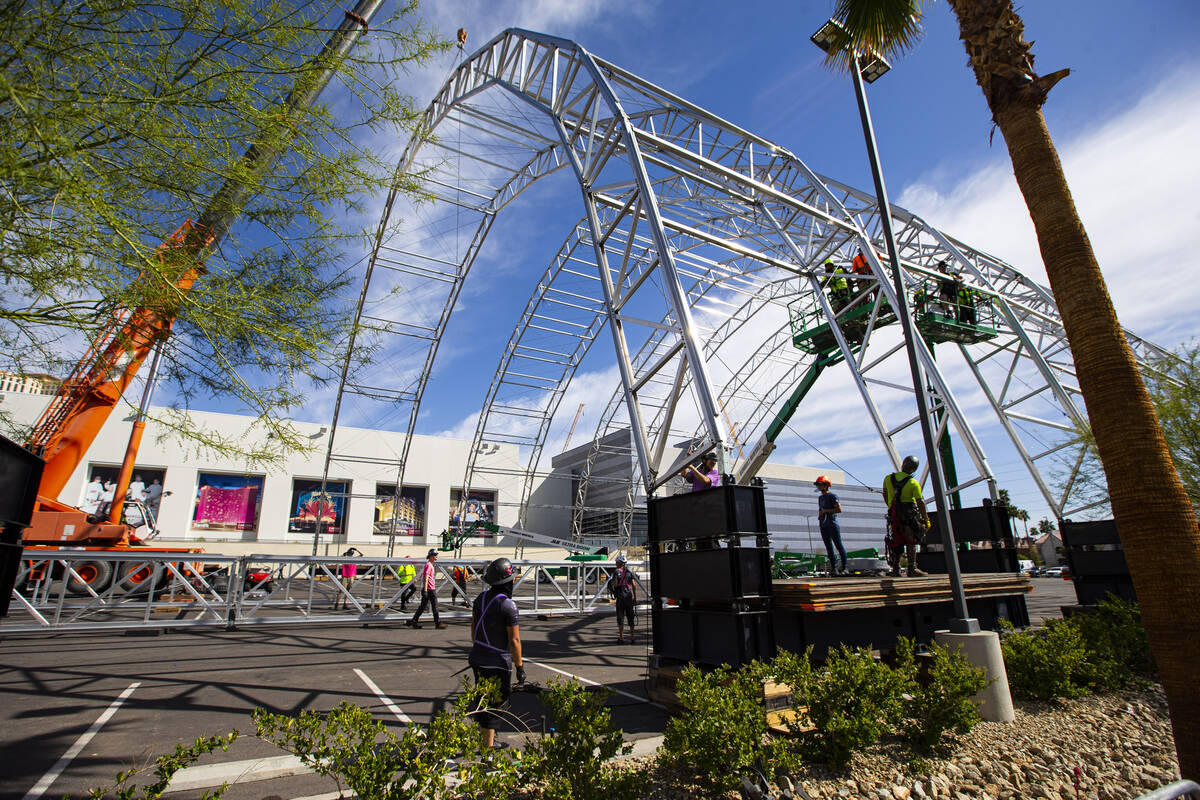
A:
[1060,518,1136,605]
[1060,518,1120,547]
[653,544,771,600]
[652,606,776,667]
[0,434,44,529]
[918,546,1019,575]
[648,484,768,542]
[927,502,1014,545]
[0,541,22,616]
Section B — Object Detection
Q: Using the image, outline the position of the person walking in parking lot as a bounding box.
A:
[406,549,446,629]
[468,557,524,748]
[609,554,638,643]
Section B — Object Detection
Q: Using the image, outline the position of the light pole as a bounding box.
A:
[811,19,978,634]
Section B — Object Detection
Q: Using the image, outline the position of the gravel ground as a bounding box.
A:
[625,686,1179,800]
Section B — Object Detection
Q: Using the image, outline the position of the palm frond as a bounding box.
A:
[824,0,926,74]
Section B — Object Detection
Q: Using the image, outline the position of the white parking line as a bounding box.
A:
[23,681,142,800]
[354,667,412,723]
[522,659,664,709]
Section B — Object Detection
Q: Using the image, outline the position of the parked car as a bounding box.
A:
[1040,566,1064,577]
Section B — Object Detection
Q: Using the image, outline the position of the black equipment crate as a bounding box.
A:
[648,484,767,542]
[651,537,771,600]
[652,604,776,667]
[919,501,1018,574]
[0,434,44,529]
[1060,519,1136,604]
[773,593,1030,661]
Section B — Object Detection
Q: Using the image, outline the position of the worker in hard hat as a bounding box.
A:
[609,554,638,643]
[469,557,524,748]
[814,476,848,576]
[822,258,849,312]
[883,455,931,577]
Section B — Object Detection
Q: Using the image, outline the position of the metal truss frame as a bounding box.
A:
[329,28,1165,547]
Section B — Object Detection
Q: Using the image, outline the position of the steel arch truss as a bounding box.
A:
[340,28,1165,542]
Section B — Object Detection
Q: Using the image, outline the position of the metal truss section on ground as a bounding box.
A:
[3,552,647,634]
[331,28,1165,549]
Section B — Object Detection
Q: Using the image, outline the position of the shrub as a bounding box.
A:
[1071,596,1155,690]
[892,637,989,753]
[798,645,905,767]
[254,681,517,800]
[521,677,644,800]
[661,661,784,791]
[999,618,1090,702]
[84,733,238,800]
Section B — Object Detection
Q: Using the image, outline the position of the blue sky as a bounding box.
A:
[165,1,1199,528]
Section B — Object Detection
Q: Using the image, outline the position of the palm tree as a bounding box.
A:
[829,0,1200,775]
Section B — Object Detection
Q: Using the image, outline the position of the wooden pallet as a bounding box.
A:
[772,572,1030,612]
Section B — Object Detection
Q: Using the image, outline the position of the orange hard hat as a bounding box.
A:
[813,475,831,486]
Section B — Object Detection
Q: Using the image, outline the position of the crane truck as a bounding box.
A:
[8,0,388,598]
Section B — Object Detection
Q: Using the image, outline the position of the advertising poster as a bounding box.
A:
[192,472,265,532]
[81,463,168,525]
[288,478,349,534]
[449,488,496,536]
[374,484,426,536]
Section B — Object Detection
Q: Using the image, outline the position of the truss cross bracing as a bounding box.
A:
[328,28,1167,545]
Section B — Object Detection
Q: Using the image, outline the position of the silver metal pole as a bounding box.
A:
[848,56,978,633]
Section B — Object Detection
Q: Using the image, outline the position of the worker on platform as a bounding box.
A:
[822,258,850,312]
[609,554,638,643]
[814,476,848,576]
[883,455,930,577]
[936,260,957,317]
[681,451,720,491]
[850,248,872,305]
[956,281,978,325]
[469,557,525,749]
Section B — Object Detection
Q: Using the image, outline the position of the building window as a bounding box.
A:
[374,484,426,536]
[288,478,349,535]
[192,472,264,532]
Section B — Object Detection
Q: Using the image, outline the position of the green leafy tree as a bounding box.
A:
[1,0,445,461]
[828,0,1200,774]
[1036,517,1054,537]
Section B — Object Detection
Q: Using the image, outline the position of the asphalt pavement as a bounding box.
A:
[0,577,1079,800]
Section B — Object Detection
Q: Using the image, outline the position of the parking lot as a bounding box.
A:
[0,577,1078,800]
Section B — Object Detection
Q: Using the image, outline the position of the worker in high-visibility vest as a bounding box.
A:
[822,258,849,312]
[850,249,872,305]
[956,283,978,325]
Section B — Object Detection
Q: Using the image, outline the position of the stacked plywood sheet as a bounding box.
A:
[773,572,1031,612]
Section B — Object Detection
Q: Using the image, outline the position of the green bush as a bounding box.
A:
[521,677,643,800]
[1000,618,1090,701]
[797,644,905,767]
[661,661,784,791]
[892,637,989,753]
[253,681,518,800]
[84,733,238,800]
[1071,596,1155,690]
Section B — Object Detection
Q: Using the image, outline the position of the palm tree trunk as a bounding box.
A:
[949,0,1200,777]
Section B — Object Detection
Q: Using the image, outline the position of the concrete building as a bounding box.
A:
[4,383,886,559]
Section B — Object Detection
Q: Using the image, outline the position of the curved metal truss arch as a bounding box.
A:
[329,28,1166,547]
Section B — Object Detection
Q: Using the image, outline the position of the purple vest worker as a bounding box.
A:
[682,452,721,491]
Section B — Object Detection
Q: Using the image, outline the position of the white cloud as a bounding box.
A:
[897,67,1200,346]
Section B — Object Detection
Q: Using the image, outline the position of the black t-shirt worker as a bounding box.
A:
[468,557,525,748]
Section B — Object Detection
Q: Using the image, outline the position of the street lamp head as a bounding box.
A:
[811,17,892,84]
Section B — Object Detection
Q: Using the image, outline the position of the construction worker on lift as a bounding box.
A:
[822,258,849,312]
[850,248,872,306]
[883,455,931,577]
